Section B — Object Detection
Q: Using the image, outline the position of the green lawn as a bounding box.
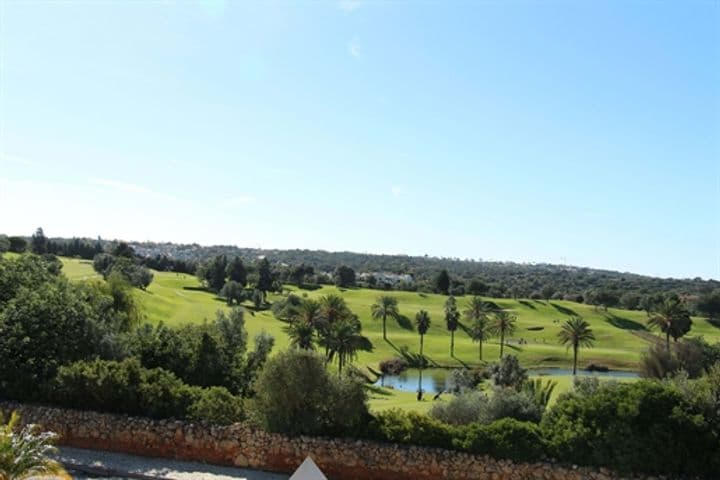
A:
[57,257,720,373]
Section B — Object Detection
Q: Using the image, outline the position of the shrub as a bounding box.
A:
[447,368,485,393]
[188,387,245,425]
[488,355,527,389]
[429,391,486,425]
[480,387,543,424]
[542,380,720,475]
[379,357,408,375]
[371,409,455,449]
[641,342,705,379]
[458,418,544,462]
[251,350,369,436]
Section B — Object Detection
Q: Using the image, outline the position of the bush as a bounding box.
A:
[458,418,544,462]
[541,380,720,475]
[481,387,543,423]
[251,350,369,436]
[488,355,527,389]
[187,387,245,425]
[379,357,408,375]
[429,391,485,425]
[641,342,705,379]
[447,368,485,393]
[371,409,455,449]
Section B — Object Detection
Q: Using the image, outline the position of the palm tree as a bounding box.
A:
[444,296,460,357]
[464,296,494,361]
[557,316,596,375]
[317,294,352,359]
[324,317,373,375]
[283,320,315,350]
[647,296,692,351]
[415,310,431,400]
[415,310,431,356]
[0,410,68,480]
[294,299,321,327]
[371,295,399,341]
[490,310,517,358]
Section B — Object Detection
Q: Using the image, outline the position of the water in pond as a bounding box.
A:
[374,367,639,394]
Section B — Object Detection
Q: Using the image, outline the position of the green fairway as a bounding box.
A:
[58,257,720,372]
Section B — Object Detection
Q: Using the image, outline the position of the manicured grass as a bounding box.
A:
[57,257,720,373]
[367,387,438,414]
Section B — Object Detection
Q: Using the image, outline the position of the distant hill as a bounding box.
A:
[8,234,719,306]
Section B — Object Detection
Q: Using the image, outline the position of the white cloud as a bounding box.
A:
[391,185,406,197]
[221,195,256,208]
[337,1,363,12]
[348,38,362,58]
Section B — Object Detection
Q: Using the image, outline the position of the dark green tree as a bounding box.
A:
[225,257,247,286]
[334,265,356,288]
[464,296,494,361]
[490,310,517,358]
[256,258,274,300]
[30,228,47,254]
[434,269,451,295]
[647,296,692,351]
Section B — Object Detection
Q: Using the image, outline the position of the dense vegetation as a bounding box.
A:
[4,232,718,312]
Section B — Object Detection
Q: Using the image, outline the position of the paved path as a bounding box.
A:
[55,447,289,480]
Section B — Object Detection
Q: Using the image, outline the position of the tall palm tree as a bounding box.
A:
[371,295,399,341]
[283,320,315,350]
[415,310,431,400]
[490,310,517,358]
[557,316,596,375]
[464,296,494,361]
[647,296,692,351]
[324,317,373,375]
[415,310,431,356]
[444,296,460,357]
[0,410,68,480]
[294,299,321,327]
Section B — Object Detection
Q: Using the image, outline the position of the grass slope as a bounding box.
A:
[58,257,720,372]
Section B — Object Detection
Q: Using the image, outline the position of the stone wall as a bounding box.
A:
[2,402,650,480]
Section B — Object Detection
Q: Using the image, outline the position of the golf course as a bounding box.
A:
[59,256,720,371]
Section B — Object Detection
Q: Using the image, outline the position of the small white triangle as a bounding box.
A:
[289,456,328,480]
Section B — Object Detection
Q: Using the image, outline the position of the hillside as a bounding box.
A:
[60,257,720,371]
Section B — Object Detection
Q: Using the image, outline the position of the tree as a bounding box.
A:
[284,320,315,350]
[225,257,247,286]
[464,296,494,361]
[0,410,67,479]
[334,265,356,288]
[294,299,321,327]
[647,296,692,351]
[111,241,135,258]
[7,237,27,253]
[30,227,47,254]
[252,350,369,436]
[467,278,488,296]
[445,296,460,357]
[557,316,595,375]
[415,310,431,356]
[541,285,555,302]
[434,269,451,295]
[324,317,372,375]
[289,263,313,287]
[490,310,517,358]
[370,295,399,341]
[0,235,10,253]
[256,257,274,300]
[220,280,245,305]
[696,289,720,319]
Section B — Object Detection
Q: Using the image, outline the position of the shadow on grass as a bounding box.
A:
[395,314,414,331]
[518,300,536,310]
[551,302,578,316]
[182,285,210,292]
[708,318,720,329]
[451,354,469,368]
[604,313,647,331]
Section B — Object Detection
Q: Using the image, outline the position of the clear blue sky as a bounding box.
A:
[1,0,718,280]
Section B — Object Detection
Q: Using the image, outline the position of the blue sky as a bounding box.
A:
[0,0,718,279]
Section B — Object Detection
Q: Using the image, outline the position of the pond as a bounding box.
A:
[373,367,639,394]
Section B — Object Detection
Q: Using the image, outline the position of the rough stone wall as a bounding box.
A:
[1,402,652,480]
